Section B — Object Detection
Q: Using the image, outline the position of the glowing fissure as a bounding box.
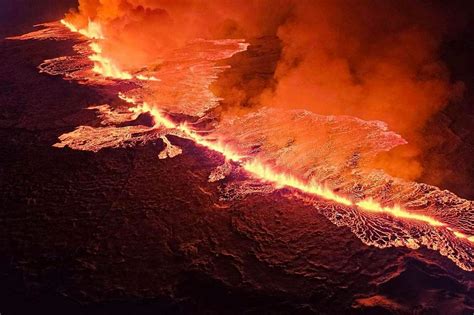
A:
[111,41,472,244]
[355,199,445,227]
[60,19,104,39]
[61,19,157,81]
[16,20,472,270]
[88,42,133,79]
[242,160,353,206]
[119,92,474,244]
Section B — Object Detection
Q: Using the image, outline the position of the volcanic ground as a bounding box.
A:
[1,2,474,315]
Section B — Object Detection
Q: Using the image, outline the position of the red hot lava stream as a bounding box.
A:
[122,94,470,233]
[54,19,474,252]
[9,19,474,271]
[113,31,474,247]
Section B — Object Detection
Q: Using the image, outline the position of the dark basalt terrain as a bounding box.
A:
[1,1,474,314]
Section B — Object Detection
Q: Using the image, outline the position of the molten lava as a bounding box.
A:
[60,19,103,40]
[10,19,474,271]
[355,199,445,227]
[123,94,464,234]
[88,42,133,79]
[61,19,158,81]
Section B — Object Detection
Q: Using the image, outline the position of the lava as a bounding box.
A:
[88,42,133,79]
[61,19,158,81]
[56,17,474,250]
[125,95,470,238]
[10,19,474,271]
[355,199,445,227]
[120,94,176,130]
[120,88,356,208]
[242,159,353,207]
[60,19,103,40]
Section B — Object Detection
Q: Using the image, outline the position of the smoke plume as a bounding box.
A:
[65,0,290,69]
[259,1,465,180]
[65,0,466,180]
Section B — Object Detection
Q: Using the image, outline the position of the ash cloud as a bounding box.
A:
[66,0,467,181]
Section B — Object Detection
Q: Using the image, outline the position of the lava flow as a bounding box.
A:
[61,19,158,81]
[125,97,457,231]
[9,19,474,272]
[60,19,103,39]
[120,90,448,231]
[117,88,467,237]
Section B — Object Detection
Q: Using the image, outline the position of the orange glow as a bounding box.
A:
[61,19,157,81]
[132,102,176,129]
[177,123,247,162]
[60,19,103,39]
[88,42,133,79]
[59,16,474,250]
[119,93,175,129]
[118,92,137,104]
[12,14,472,271]
[356,198,445,227]
[452,231,474,243]
[242,159,353,206]
[136,74,160,81]
[121,99,474,245]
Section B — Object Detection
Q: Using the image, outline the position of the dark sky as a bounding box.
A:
[0,0,78,38]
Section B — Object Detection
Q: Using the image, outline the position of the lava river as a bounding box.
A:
[9,21,474,272]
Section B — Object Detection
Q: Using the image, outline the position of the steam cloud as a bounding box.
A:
[65,0,466,181]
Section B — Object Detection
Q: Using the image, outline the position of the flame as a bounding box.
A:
[136,74,160,81]
[61,19,104,39]
[119,97,474,244]
[88,42,133,79]
[61,18,474,246]
[119,93,175,129]
[355,198,445,226]
[242,159,353,206]
[118,92,137,104]
[132,103,176,129]
[177,123,247,162]
[61,19,158,81]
